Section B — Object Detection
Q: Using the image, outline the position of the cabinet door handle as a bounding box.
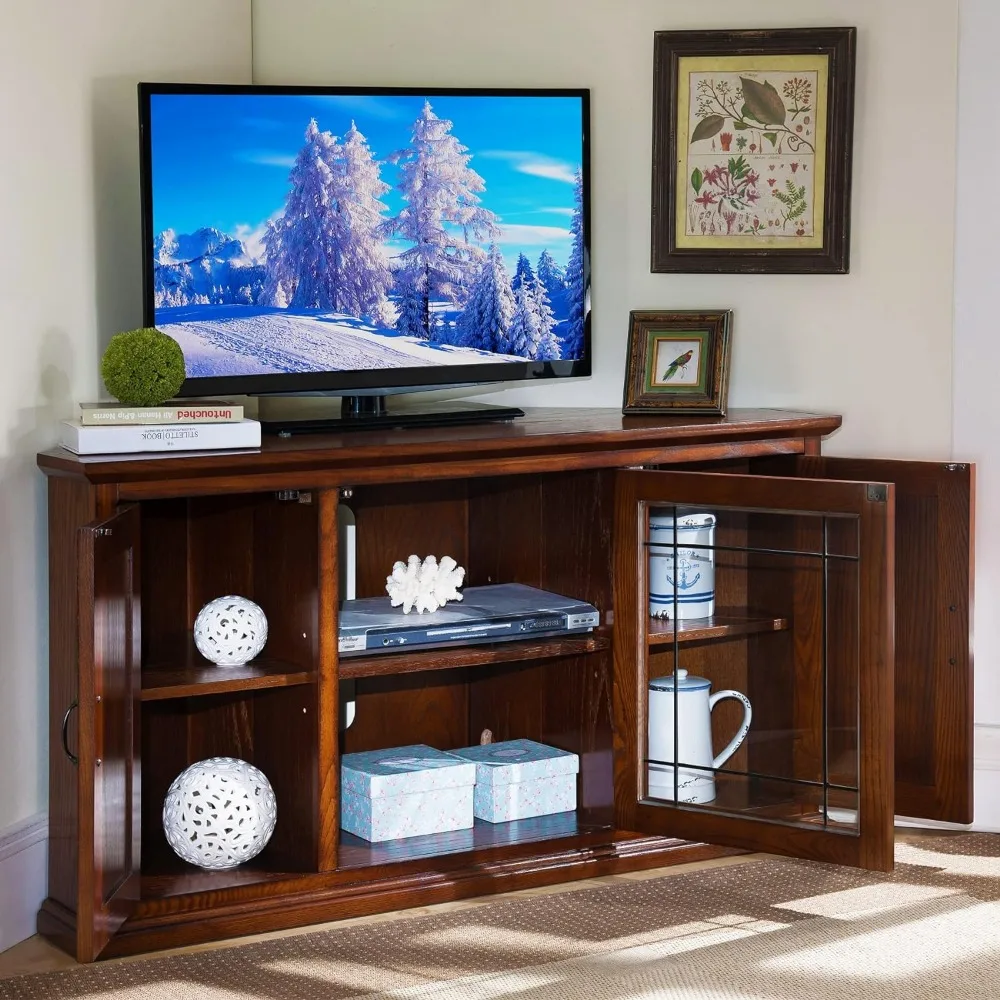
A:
[61,700,79,766]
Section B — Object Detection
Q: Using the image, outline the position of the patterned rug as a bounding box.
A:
[3,834,999,999]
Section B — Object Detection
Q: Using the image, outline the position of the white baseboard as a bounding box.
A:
[976,723,1000,771]
[0,813,47,954]
[896,724,1000,833]
[972,723,1000,832]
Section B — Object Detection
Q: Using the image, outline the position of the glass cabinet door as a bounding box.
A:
[613,469,894,871]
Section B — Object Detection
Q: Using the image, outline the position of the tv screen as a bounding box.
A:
[139,84,591,398]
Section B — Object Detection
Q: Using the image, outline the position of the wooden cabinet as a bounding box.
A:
[36,408,974,961]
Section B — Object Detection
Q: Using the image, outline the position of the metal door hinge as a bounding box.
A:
[866,484,888,503]
[276,490,312,503]
[95,527,113,537]
[944,463,967,472]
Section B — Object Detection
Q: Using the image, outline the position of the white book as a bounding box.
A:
[60,418,261,455]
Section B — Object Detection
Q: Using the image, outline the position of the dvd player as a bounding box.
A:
[338,583,600,656]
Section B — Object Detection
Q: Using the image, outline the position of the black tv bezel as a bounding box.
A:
[138,82,592,399]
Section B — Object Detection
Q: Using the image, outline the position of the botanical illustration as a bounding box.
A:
[650,337,702,389]
[684,70,819,240]
[149,93,586,376]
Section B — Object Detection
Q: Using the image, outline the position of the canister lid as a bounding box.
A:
[649,510,716,529]
[649,668,711,692]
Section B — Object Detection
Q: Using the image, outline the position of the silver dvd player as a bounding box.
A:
[338,583,600,656]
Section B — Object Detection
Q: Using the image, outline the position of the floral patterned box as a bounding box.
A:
[340,744,476,842]
[449,739,579,824]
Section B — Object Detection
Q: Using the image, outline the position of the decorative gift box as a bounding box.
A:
[341,744,476,842]
[449,739,579,823]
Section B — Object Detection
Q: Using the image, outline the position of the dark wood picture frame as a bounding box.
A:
[651,27,856,274]
[623,310,732,416]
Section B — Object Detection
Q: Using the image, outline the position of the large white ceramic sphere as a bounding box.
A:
[193,595,267,666]
[162,757,277,869]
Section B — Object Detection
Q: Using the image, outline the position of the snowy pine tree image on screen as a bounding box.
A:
[148,92,586,377]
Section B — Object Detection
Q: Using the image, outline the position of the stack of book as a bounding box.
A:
[60,401,261,455]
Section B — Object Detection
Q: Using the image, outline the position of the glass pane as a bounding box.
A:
[640,501,860,834]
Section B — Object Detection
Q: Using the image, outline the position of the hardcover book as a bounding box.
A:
[78,401,243,425]
[59,418,261,455]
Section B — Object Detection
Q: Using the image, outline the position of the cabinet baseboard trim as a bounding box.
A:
[0,813,48,953]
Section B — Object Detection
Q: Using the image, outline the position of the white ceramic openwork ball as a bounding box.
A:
[162,757,278,870]
[193,595,268,666]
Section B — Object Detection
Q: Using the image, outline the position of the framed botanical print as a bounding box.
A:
[651,27,856,274]
[622,310,732,417]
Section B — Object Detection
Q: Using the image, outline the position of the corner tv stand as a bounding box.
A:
[36,407,974,962]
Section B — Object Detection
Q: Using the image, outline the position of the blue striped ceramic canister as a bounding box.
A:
[648,511,716,620]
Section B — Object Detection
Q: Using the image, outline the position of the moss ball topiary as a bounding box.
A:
[101,328,186,407]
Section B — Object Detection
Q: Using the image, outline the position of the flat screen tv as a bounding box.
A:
[138,83,591,426]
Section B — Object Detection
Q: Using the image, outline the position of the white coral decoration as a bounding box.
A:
[386,554,466,614]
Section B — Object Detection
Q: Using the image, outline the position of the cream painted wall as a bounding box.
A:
[252,0,959,460]
[0,2,251,831]
[955,0,1000,822]
[0,0,970,842]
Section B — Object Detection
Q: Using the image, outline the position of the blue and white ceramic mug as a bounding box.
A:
[648,511,716,620]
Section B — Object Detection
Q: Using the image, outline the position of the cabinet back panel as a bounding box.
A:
[747,515,818,785]
[141,494,320,672]
[467,477,543,588]
[253,686,319,870]
[467,661,545,748]
[141,499,191,660]
[140,700,199,874]
[344,670,470,754]
[187,496,257,611]
[468,471,615,820]
[351,481,469,600]
[253,498,320,670]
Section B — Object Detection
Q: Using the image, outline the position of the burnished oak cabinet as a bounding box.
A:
[36,408,974,962]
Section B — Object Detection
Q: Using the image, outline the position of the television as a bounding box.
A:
[138,83,591,430]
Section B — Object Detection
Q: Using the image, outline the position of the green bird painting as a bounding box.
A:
[662,349,693,383]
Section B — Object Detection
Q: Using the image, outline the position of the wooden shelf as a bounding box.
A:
[648,609,789,647]
[140,839,310,899]
[339,634,611,679]
[141,658,314,701]
[338,812,614,870]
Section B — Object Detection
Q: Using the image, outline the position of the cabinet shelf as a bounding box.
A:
[338,812,614,870]
[647,610,789,647]
[140,658,314,701]
[339,634,611,679]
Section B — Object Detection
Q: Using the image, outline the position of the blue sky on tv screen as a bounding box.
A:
[149,91,584,271]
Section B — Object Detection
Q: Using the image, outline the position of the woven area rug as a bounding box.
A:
[3,833,1000,999]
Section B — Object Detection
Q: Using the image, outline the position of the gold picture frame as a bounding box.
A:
[622,310,732,417]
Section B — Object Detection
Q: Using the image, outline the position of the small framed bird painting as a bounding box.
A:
[623,310,732,417]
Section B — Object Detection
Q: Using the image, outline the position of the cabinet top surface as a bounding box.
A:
[37,407,841,488]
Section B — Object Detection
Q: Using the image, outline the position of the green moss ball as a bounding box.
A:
[101,328,186,407]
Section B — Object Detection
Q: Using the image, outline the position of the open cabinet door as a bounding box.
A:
[613,469,895,871]
[76,504,141,962]
[762,458,975,823]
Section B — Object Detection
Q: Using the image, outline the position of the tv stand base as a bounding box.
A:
[261,398,525,436]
